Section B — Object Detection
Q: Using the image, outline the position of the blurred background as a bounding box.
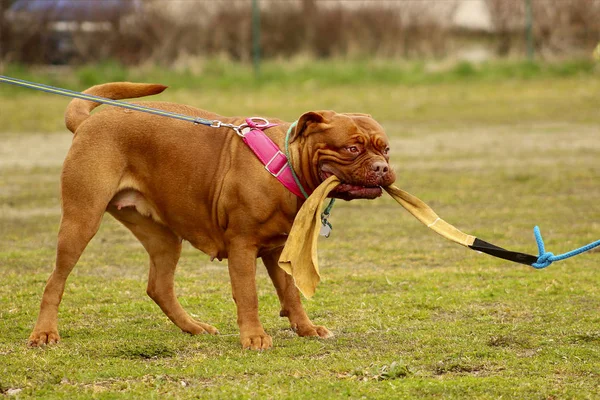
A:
[1,0,599,79]
[2,0,600,65]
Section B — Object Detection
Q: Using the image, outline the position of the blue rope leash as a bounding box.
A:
[532,226,600,269]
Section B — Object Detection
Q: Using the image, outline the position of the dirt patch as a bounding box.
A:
[0,205,60,218]
[0,133,71,169]
[390,123,600,171]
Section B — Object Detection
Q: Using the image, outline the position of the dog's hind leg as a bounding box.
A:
[108,207,219,335]
[262,249,333,339]
[28,172,113,347]
[28,213,105,347]
[28,135,129,347]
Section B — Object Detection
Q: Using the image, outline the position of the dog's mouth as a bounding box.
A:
[319,169,383,200]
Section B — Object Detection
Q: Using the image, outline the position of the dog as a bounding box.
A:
[27,82,396,350]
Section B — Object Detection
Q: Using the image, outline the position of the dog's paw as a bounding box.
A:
[240,332,272,350]
[184,321,220,335]
[293,323,334,339]
[27,330,60,347]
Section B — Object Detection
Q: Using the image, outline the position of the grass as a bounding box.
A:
[2,58,597,91]
[1,59,599,133]
[1,61,599,398]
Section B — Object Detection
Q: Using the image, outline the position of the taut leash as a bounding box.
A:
[0,75,237,130]
[282,179,600,298]
[382,185,600,269]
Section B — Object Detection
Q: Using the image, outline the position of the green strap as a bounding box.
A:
[284,121,336,229]
[321,198,336,229]
[284,122,310,199]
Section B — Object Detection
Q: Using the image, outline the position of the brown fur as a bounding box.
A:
[28,82,395,350]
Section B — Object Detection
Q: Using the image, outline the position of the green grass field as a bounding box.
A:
[0,62,599,398]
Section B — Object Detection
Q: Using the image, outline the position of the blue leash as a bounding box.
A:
[532,226,600,269]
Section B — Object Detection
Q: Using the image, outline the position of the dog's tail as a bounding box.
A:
[65,82,168,133]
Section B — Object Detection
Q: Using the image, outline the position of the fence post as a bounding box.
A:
[252,0,261,76]
[525,0,534,60]
[0,0,6,72]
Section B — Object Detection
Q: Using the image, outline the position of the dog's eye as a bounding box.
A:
[383,147,390,155]
[346,146,360,154]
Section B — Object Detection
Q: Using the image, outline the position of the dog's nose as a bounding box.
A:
[371,161,389,176]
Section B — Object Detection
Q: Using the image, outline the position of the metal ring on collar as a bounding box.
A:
[246,117,270,128]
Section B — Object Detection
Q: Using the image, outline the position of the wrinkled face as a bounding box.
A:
[295,111,396,200]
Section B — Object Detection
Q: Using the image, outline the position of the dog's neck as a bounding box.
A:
[286,137,321,197]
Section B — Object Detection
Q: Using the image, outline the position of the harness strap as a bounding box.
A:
[241,118,308,199]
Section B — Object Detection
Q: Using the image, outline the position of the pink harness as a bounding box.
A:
[241,118,308,199]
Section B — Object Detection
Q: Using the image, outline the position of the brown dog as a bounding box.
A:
[27,82,396,350]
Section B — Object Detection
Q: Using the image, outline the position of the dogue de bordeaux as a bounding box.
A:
[27,82,396,350]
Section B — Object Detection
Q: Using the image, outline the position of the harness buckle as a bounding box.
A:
[264,151,288,177]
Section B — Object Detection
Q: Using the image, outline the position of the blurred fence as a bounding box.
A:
[1,0,599,66]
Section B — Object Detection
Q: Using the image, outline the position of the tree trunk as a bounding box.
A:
[302,0,317,53]
[0,0,8,66]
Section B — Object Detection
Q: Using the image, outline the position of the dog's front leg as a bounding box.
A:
[227,240,272,350]
[262,249,333,339]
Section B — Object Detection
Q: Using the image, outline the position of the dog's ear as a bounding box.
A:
[290,110,335,142]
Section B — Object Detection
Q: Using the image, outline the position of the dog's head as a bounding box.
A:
[290,110,396,200]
